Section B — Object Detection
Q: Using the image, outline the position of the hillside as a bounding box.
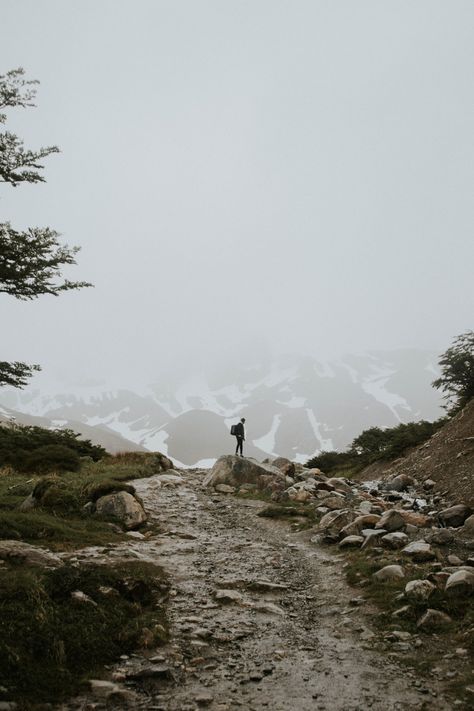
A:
[359,399,474,505]
[0,404,146,455]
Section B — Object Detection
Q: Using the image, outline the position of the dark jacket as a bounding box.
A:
[235,422,245,438]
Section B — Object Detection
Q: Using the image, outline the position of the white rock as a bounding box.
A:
[373,565,405,582]
[404,579,435,601]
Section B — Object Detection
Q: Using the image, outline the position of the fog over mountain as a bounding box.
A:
[1,349,443,466]
[1,2,473,454]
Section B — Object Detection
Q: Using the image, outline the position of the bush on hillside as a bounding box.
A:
[0,423,106,473]
[306,419,446,473]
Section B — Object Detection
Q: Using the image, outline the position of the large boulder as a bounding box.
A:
[203,456,285,494]
[95,491,147,530]
[445,569,474,597]
[0,540,63,568]
[438,505,472,528]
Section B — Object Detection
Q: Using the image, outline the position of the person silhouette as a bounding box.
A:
[234,417,246,457]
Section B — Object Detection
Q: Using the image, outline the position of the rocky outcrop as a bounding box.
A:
[95,491,147,530]
[203,456,286,495]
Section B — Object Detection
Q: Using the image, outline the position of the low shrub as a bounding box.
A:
[0,561,168,705]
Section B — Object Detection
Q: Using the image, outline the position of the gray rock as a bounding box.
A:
[375,509,405,532]
[382,532,409,550]
[384,474,414,492]
[438,504,472,528]
[402,541,436,563]
[326,477,352,494]
[373,565,405,582]
[361,529,387,548]
[321,495,350,510]
[17,493,36,512]
[95,491,147,530]
[416,609,452,631]
[338,535,364,549]
[405,579,436,601]
[203,456,285,495]
[461,514,474,536]
[215,589,244,604]
[319,509,355,531]
[272,457,296,477]
[423,479,435,491]
[214,483,236,494]
[0,540,63,568]
[342,514,381,537]
[447,554,463,566]
[427,528,454,545]
[445,569,474,597]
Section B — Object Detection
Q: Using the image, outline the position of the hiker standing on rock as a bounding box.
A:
[232,417,246,457]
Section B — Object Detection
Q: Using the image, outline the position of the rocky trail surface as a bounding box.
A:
[60,468,454,711]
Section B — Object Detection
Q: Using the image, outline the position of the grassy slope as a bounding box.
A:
[0,452,170,708]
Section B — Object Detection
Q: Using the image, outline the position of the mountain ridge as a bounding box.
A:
[0,349,443,465]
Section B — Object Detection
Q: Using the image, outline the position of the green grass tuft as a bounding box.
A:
[0,561,168,706]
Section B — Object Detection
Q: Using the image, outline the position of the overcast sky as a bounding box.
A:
[1,0,473,389]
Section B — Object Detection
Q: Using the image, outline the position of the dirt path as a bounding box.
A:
[65,470,451,710]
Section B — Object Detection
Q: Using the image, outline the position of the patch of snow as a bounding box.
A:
[276,395,306,409]
[306,408,334,452]
[361,366,411,420]
[253,415,282,455]
[141,428,169,453]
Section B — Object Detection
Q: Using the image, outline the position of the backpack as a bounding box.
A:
[230,424,238,436]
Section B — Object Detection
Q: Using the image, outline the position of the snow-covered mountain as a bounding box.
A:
[0,350,443,466]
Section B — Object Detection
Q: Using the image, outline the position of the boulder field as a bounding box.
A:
[204,454,474,629]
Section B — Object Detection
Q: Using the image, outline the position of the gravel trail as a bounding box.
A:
[64,469,450,710]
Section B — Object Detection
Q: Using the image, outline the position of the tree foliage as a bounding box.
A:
[432,330,474,413]
[0,223,89,299]
[0,68,91,388]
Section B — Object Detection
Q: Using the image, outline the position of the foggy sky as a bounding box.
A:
[1,0,473,389]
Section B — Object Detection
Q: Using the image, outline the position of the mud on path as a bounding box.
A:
[66,470,451,710]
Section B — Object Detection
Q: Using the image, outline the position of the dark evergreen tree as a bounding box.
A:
[0,68,91,388]
[433,330,474,413]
